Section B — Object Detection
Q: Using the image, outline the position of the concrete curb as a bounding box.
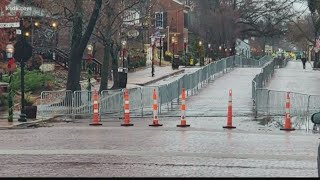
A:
[0,115,60,130]
[135,69,185,86]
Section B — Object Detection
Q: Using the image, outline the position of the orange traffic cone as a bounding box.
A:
[121,89,134,126]
[149,89,163,127]
[177,88,190,127]
[223,89,236,129]
[90,90,102,126]
[280,92,295,131]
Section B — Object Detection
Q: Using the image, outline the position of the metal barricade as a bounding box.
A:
[73,90,94,118]
[38,90,73,120]
[307,95,320,116]
[39,56,270,119]
[128,87,143,116]
[158,84,171,113]
[256,88,319,118]
[141,86,159,116]
[100,89,123,118]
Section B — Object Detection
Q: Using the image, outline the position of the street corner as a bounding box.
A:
[0,116,58,130]
[0,121,15,129]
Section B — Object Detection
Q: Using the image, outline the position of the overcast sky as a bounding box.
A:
[293,1,309,16]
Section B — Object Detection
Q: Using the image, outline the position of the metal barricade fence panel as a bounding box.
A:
[39,90,73,119]
[234,56,241,66]
[100,89,123,117]
[226,56,233,68]
[142,86,159,116]
[166,80,179,104]
[158,84,171,112]
[267,90,287,116]
[183,74,191,91]
[200,67,206,83]
[128,87,143,116]
[252,79,257,100]
[158,84,168,104]
[215,60,222,73]
[308,95,320,115]
[289,93,309,116]
[73,90,93,118]
[190,72,197,90]
[255,89,269,115]
[178,77,184,97]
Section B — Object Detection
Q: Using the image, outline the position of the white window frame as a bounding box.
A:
[155,11,164,29]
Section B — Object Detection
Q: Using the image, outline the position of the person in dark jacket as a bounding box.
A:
[301,57,307,69]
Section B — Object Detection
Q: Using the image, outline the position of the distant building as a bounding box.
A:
[265,45,272,55]
[235,39,251,58]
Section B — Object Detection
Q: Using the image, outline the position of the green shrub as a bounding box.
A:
[134,62,139,68]
[2,69,55,93]
[139,59,146,67]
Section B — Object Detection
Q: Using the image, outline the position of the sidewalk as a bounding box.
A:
[0,65,185,129]
[87,65,185,90]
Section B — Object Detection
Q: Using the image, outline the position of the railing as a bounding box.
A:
[38,56,235,119]
[38,55,273,120]
[53,48,102,76]
[234,55,272,68]
[255,88,320,130]
[251,56,289,102]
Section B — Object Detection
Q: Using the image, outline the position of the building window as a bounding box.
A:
[155,12,164,29]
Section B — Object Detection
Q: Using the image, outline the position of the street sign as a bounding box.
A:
[127,29,139,38]
[0,22,20,28]
[16,29,21,34]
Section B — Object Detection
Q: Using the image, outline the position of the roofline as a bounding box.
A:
[173,0,184,6]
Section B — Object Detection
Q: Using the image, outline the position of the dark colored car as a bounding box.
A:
[311,112,320,177]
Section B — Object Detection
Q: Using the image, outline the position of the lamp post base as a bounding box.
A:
[18,113,27,122]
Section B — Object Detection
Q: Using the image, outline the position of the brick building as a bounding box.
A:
[153,0,191,56]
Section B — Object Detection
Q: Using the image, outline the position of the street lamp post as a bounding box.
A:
[184,37,187,66]
[171,37,176,69]
[51,21,58,61]
[159,36,162,67]
[219,45,222,58]
[151,38,155,77]
[171,36,175,57]
[86,44,93,91]
[199,41,203,66]
[18,18,27,122]
[208,43,211,63]
[118,39,128,89]
[122,40,127,68]
[6,44,15,122]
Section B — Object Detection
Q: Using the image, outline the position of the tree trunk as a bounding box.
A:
[99,35,111,92]
[66,0,102,92]
[66,0,83,92]
[111,44,120,89]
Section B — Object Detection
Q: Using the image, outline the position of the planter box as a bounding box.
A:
[25,106,37,119]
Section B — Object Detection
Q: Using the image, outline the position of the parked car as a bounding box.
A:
[311,112,320,177]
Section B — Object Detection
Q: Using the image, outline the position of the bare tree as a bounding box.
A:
[189,0,301,53]
[93,0,154,91]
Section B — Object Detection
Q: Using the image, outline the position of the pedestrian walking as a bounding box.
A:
[302,57,307,69]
